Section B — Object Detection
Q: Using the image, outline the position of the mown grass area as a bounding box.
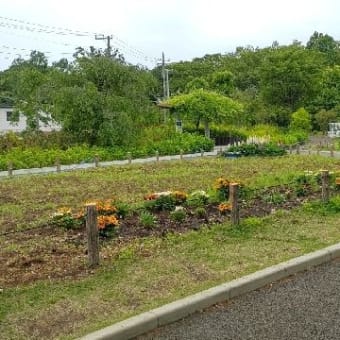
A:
[1,154,340,339]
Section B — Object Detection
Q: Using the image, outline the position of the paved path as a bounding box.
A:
[137,259,340,340]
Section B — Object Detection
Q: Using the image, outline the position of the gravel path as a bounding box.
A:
[137,259,340,340]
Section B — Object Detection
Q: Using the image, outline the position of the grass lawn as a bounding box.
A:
[1,154,340,339]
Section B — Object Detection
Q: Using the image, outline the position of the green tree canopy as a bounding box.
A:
[290,107,312,132]
[166,89,243,138]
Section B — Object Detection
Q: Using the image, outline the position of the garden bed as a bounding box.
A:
[1,187,321,288]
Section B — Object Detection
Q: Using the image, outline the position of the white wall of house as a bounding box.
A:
[0,107,61,133]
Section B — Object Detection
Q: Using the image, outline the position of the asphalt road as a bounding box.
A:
[137,259,340,340]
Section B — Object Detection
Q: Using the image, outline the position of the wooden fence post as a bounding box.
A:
[330,145,335,158]
[200,149,204,157]
[55,158,61,173]
[180,149,184,160]
[156,150,159,162]
[94,154,100,167]
[320,170,330,203]
[8,162,13,177]
[127,152,132,164]
[296,144,300,155]
[85,203,100,267]
[229,183,240,225]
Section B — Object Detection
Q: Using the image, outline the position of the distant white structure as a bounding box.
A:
[0,105,61,133]
[328,122,340,138]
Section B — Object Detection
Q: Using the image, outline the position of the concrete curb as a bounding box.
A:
[80,243,340,340]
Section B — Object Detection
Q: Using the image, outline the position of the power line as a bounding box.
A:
[0,15,158,64]
[0,28,147,64]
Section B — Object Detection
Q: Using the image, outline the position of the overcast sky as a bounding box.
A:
[0,0,339,70]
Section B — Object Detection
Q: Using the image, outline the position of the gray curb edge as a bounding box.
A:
[80,243,340,340]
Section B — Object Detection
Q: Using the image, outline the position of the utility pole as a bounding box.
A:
[95,34,113,57]
[160,52,170,100]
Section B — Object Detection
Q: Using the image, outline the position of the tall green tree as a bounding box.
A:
[166,89,243,138]
[259,45,325,113]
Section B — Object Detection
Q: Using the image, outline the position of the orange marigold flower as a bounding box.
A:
[97,215,119,230]
[218,202,232,213]
[215,177,230,190]
[172,190,188,201]
[144,193,158,200]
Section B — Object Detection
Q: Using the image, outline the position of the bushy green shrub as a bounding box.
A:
[144,194,177,211]
[0,133,214,170]
[169,208,187,222]
[225,143,286,157]
[186,190,209,208]
[139,211,157,228]
[184,124,247,145]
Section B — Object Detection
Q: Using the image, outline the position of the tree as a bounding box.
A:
[290,108,312,132]
[313,66,340,112]
[259,45,325,113]
[166,89,243,138]
[207,70,234,95]
[51,53,158,146]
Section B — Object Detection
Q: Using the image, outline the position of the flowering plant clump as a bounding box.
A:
[215,177,230,190]
[171,191,188,204]
[215,177,230,201]
[92,199,117,215]
[52,198,120,237]
[218,202,232,215]
[85,199,119,237]
[186,190,209,207]
[144,190,188,211]
[144,191,171,200]
[51,207,80,230]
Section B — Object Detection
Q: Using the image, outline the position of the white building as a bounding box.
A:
[328,122,340,138]
[0,105,61,133]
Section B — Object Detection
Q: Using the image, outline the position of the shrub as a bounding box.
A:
[51,207,82,230]
[144,191,187,211]
[214,177,230,201]
[194,207,207,218]
[97,215,119,238]
[0,132,214,170]
[294,173,318,197]
[170,207,187,222]
[225,143,286,157]
[186,190,209,207]
[139,211,157,228]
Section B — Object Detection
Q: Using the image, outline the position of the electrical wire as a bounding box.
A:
[0,15,158,64]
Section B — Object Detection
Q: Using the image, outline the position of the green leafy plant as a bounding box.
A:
[194,207,207,218]
[139,211,157,228]
[186,190,209,208]
[51,207,81,230]
[225,143,286,157]
[169,208,187,223]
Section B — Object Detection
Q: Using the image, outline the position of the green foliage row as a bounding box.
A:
[225,143,287,157]
[0,133,214,170]
[184,124,247,142]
